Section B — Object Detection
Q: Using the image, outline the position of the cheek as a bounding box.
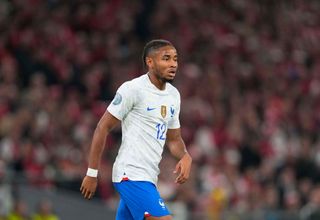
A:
[153,62,163,70]
[158,62,168,70]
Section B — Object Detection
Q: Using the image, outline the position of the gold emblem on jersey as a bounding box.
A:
[161,105,167,118]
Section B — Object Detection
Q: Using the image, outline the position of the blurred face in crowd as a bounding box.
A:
[146,45,178,83]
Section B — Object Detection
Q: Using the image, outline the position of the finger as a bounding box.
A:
[82,188,91,199]
[177,165,186,182]
[84,192,90,199]
[89,191,95,199]
[80,187,85,194]
[174,162,181,174]
[177,172,187,184]
[85,190,92,199]
[175,168,182,183]
[176,176,186,184]
[177,167,190,184]
[175,173,184,183]
[81,188,87,197]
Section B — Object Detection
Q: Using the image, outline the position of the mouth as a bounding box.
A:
[168,70,176,77]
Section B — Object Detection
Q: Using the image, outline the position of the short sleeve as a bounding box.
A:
[107,82,135,120]
[167,91,181,129]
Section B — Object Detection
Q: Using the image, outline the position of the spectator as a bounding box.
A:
[6,200,29,220]
[0,160,13,218]
[31,199,59,220]
[0,0,320,219]
[300,185,320,220]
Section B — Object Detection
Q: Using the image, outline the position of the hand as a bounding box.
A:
[80,176,98,200]
[173,153,192,184]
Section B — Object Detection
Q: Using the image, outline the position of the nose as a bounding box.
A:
[170,59,177,68]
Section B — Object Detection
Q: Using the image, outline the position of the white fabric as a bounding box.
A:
[86,168,98,177]
[107,74,181,184]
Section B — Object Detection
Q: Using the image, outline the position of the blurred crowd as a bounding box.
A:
[1,0,320,219]
[0,199,59,220]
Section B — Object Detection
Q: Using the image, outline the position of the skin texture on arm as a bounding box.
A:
[166,128,192,184]
[80,110,120,200]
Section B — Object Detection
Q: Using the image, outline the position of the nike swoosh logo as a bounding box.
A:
[147,107,156,111]
[159,201,165,207]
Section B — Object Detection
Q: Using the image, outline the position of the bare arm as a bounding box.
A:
[166,128,192,184]
[80,110,120,199]
[87,110,119,169]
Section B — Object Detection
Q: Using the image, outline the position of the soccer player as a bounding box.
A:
[80,39,192,220]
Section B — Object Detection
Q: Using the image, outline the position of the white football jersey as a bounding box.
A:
[107,73,181,184]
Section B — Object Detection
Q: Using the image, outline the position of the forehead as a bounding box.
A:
[154,45,177,56]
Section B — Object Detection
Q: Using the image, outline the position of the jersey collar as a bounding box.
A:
[145,73,168,94]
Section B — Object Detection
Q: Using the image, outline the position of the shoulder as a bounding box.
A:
[118,76,141,92]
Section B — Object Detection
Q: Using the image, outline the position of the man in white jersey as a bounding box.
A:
[80,39,192,220]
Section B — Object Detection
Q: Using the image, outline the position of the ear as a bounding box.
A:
[146,57,153,69]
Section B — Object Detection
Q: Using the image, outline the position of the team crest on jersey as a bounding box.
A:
[161,105,167,118]
[112,93,122,105]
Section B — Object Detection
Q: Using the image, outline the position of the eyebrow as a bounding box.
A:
[162,53,178,57]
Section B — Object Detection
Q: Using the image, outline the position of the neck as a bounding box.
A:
[147,72,166,90]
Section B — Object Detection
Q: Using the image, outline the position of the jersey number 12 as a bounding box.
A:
[156,123,166,140]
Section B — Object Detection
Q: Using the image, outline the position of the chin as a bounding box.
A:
[165,78,174,83]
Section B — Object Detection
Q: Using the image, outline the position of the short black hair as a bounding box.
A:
[142,39,173,68]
